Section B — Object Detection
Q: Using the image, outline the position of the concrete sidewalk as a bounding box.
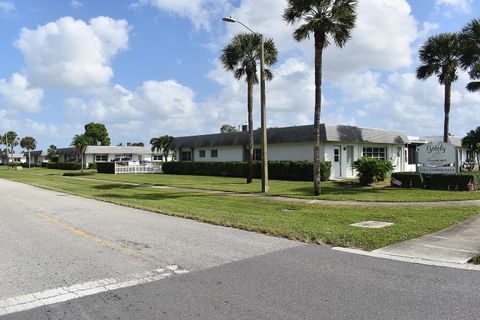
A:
[374,215,480,264]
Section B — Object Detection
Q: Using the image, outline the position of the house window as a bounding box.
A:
[153,155,163,161]
[334,149,340,162]
[362,147,386,161]
[407,145,417,165]
[181,151,192,162]
[199,150,206,158]
[211,150,218,158]
[253,149,262,161]
[95,155,108,162]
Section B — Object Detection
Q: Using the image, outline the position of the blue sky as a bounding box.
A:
[0,0,479,150]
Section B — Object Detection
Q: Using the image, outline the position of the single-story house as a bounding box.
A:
[0,153,26,164]
[169,124,411,179]
[55,146,156,163]
[29,150,49,165]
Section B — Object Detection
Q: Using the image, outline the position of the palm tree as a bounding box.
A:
[150,135,174,162]
[460,19,480,92]
[417,33,461,143]
[72,135,89,171]
[221,33,278,184]
[3,131,19,169]
[283,0,358,195]
[20,137,37,168]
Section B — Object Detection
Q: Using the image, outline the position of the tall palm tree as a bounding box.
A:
[72,134,89,171]
[460,19,480,92]
[150,135,173,162]
[3,131,19,169]
[283,0,358,196]
[417,33,461,143]
[20,136,37,168]
[221,33,278,184]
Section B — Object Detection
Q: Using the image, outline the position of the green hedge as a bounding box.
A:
[96,162,115,174]
[87,162,97,170]
[162,161,332,182]
[391,172,476,191]
[46,162,83,170]
[391,172,423,188]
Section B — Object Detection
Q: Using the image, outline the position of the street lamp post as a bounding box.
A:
[223,17,269,193]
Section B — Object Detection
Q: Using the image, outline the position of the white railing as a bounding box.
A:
[114,163,162,174]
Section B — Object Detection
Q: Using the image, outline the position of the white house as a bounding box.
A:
[28,150,49,165]
[0,153,26,164]
[170,124,411,179]
[55,146,156,163]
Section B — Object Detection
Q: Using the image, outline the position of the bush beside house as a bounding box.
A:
[392,172,477,191]
[47,162,83,170]
[162,161,331,182]
[352,157,393,186]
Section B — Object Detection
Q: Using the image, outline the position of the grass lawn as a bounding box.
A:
[0,168,478,251]
[9,167,480,202]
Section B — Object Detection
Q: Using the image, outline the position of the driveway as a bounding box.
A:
[1,179,479,319]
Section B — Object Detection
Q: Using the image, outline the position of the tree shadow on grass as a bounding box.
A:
[96,191,209,202]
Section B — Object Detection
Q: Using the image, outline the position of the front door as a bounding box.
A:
[333,146,341,178]
[346,146,354,177]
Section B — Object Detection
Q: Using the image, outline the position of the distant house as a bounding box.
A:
[55,146,157,163]
[0,153,26,164]
[28,150,49,165]
[170,124,411,179]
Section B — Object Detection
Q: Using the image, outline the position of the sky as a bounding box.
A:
[0,0,479,150]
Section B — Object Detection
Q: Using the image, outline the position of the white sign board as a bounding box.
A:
[418,166,457,174]
[417,142,456,167]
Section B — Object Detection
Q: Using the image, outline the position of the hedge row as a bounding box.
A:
[162,161,332,182]
[96,162,115,174]
[391,172,476,191]
[47,162,83,170]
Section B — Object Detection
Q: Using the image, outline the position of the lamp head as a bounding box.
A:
[222,16,237,23]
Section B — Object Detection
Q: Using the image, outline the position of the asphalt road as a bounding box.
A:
[1,178,479,319]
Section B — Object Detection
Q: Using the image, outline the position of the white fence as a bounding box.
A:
[114,163,162,174]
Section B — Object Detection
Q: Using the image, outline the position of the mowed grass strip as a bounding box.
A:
[11,167,480,202]
[0,170,478,251]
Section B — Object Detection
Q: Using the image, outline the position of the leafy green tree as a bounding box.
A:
[47,145,58,163]
[462,126,480,168]
[283,0,358,195]
[460,18,480,92]
[71,135,89,171]
[221,33,278,183]
[20,136,37,168]
[417,33,461,143]
[83,122,111,146]
[220,124,238,133]
[150,135,174,162]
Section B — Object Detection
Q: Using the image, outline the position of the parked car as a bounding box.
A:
[111,157,132,162]
[139,160,153,166]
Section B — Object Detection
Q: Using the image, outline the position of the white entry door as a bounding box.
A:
[333,146,341,178]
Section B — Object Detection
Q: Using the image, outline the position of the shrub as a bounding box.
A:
[87,162,97,170]
[97,162,115,174]
[422,173,475,191]
[352,157,393,185]
[162,161,332,182]
[463,171,480,190]
[391,172,423,188]
[47,162,83,170]
[63,172,96,177]
[41,162,48,168]
[471,255,480,265]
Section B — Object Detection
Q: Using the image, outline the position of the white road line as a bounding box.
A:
[0,265,188,317]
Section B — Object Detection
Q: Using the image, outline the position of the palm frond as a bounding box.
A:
[467,81,480,92]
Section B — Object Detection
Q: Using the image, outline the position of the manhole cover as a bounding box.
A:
[350,221,394,229]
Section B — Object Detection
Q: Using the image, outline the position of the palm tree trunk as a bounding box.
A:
[313,32,325,196]
[443,82,451,143]
[28,150,31,168]
[247,80,254,184]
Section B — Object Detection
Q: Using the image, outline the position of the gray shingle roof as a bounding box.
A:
[421,136,463,148]
[30,150,48,157]
[84,146,152,155]
[170,124,409,149]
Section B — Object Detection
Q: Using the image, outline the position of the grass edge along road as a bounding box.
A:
[0,170,478,251]
[11,167,480,202]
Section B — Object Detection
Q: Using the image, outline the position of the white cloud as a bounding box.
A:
[15,16,129,91]
[0,73,44,113]
[0,1,15,14]
[131,0,230,30]
[70,0,83,9]
[435,0,473,16]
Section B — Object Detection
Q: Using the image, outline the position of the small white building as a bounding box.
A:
[28,150,49,165]
[0,153,26,164]
[170,124,411,179]
[55,146,155,163]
